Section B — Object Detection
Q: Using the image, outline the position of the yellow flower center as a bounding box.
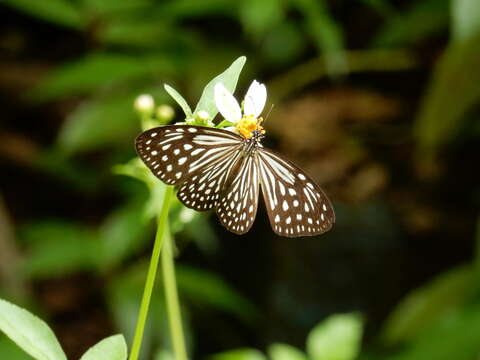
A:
[236,115,265,138]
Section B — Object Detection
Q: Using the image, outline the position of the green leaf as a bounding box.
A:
[3,0,83,28]
[268,343,307,360]
[194,56,246,120]
[307,313,363,360]
[414,32,480,154]
[240,0,284,37]
[31,54,172,102]
[176,265,258,323]
[386,305,480,360]
[80,335,127,360]
[380,265,474,345]
[99,201,151,270]
[451,0,480,42]
[57,93,138,153]
[0,298,67,360]
[155,350,175,360]
[210,348,267,360]
[164,84,193,117]
[0,337,33,360]
[20,221,100,279]
[373,0,449,46]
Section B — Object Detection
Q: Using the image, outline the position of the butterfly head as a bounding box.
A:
[236,115,266,139]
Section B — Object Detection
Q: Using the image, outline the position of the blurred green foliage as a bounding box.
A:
[1,0,480,359]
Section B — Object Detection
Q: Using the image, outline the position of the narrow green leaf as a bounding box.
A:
[293,0,346,75]
[0,298,67,360]
[80,335,127,360]
[414,32,480,154]
[451,0,480,42]
[380,265,474,345]
[373,0,449,46]
[307,313,363,360]
[268,343,307,360]
[3,0,83,28]
[194,56,246,119]
[164,84,193,117]
[210,348,267,360]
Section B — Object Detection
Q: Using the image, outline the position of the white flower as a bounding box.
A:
[214,80,267,123]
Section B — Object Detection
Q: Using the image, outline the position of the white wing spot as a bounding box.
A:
[286,216,291,224]
[293,200,299,207]
[183,144,193,150]
[188,128,197,132]
[178,157,187,165]
[166,165,173,172]
[288,188,297,196]
[151,150,158,155]
[162,155,168,161]
[162,144,171,151]
[296,214,302,220]
[150,132,157,137]
[322,204,327,211]
[174,149,180,155]
[175,172,182,179]
[282,200,289,211]
[298,173,306,180]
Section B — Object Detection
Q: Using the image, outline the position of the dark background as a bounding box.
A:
[1,0,479,359]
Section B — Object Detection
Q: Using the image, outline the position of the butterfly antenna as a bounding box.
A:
[263,104,275,124]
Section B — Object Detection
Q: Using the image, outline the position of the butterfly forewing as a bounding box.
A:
[135,125,243,186]
[217,155,260,234]
[256,148,335,237]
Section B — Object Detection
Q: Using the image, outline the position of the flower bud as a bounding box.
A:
[134,94,154,116]
[156,104,175,123]
[196,110,210,121]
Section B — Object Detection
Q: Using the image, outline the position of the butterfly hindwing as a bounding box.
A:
[256,148,335,237]
[135,125,243,186]
[177,145,244,211]
[216,155,260,234]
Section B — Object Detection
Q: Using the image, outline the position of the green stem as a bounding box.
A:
[162,226,188,360]
[129,185,174,360]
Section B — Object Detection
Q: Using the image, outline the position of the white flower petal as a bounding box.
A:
[214,83,241,122]
[243,80,266,118]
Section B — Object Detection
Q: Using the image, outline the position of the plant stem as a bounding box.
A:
[129,185,173,360]
[162,227,188,360]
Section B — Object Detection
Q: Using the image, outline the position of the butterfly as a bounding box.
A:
[135,124,335,237]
